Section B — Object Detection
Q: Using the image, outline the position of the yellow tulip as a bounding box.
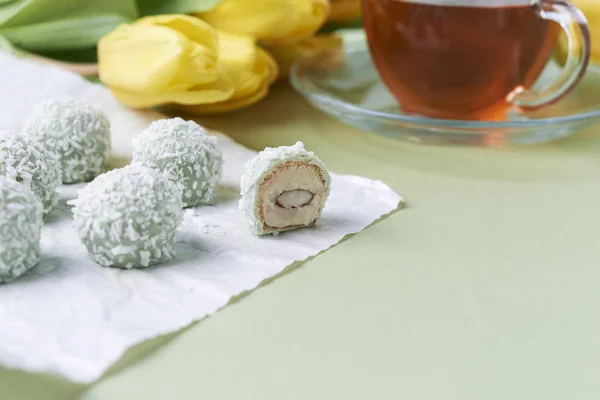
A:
[171,31,279,114]
[98,15,278,113]
[328,0,361,23]
[555,0,600,65]
[99,15,234,108]
[196,0,330,44]
[265,34,342,78]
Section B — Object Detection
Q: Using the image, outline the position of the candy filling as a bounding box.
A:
[258,160,327,230]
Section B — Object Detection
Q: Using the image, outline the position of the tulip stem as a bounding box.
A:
[25,53,99,77]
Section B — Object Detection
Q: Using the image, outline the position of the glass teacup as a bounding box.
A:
[362,0,591,120]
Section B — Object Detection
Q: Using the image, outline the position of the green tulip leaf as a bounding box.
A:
[0,14,131,51]
[0,34,17,53]
[136,0,222,15]
[0,0,138,51]
[0,0,137,26]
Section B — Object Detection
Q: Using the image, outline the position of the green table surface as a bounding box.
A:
[1,83,599,400]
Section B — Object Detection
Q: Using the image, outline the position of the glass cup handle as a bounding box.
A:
[507,0,591,110]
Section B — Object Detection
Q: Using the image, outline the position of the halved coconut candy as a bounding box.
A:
[240,142,331,235]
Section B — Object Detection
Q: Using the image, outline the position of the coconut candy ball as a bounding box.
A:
[240,142,331,236]
[0,130,62,215]
[0,176,43,283]
[132,118,222,208]
[24,96,111,184]
[70,165,184,269]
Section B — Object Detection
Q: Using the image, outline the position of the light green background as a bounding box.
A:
[1,84,599,399]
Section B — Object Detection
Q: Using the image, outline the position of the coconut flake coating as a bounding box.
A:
[23,96,111,184]
[132,118,222,208]
[0,177,43,283]
[240,142,331,235]
[70,165,184,269]
[0,130,62,215]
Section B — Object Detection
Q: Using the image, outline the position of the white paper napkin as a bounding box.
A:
[0,53,403,383]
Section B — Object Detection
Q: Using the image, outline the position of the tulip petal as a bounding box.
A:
[135,15,221,89]
[167,41,219,89]
[217,33,278,99]
[258,48,279,86]
[217,32,262,97]
[198,0,295,39]
[99,15,223,95]
[265,34,342,77]
[197,0,328,43]
[108,68,235,109]
[99,14,278,112]
[173,46,278,114]
[135,14,218,52]
[98,24,189,94]
[264,0,330,45]
[173,82,270,114]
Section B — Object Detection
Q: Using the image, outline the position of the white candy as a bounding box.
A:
[240,142,331,235]
[24,96,111,183]
[132,118,222,207]
[70,165,184,269]
[0,177,43,283]
[0,130,62,214]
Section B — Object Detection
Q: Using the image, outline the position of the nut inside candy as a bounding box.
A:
[276,189,314,209]
[258,160,328,230]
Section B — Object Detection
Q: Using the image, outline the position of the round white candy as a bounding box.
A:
[0,130,62,215]
[0,177,43,283]
[24,96,111,184]
[240,142,331,236]
[70,165,184,269]
[132,118,222,208]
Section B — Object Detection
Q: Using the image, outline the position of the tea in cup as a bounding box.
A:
[362,0,591,120]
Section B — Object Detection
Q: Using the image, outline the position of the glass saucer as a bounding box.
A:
[290,46,600,146]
